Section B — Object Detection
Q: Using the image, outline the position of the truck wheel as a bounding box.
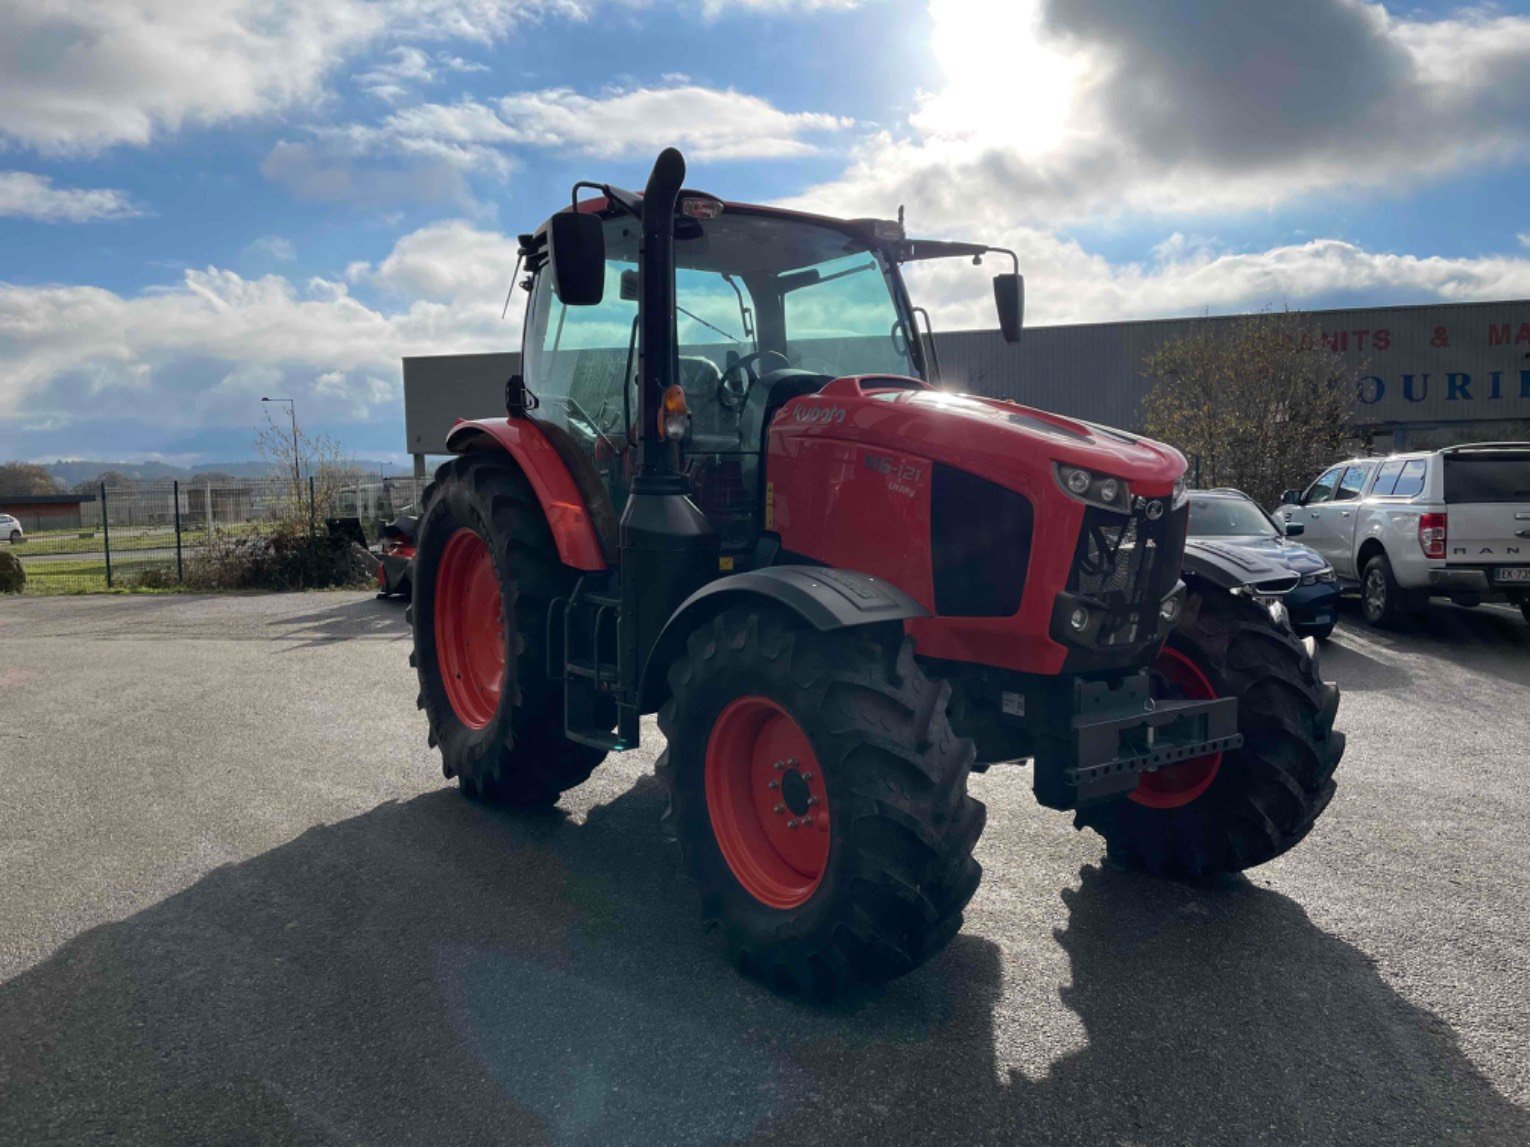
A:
[657,608,985,995]
[1075,587,1343,877]
[409,453,606,806]
[1519,597,1530,626]
[1360,553,1412,627]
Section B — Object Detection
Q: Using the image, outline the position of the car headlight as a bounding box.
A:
[1054,463,1132,514]
[1300,567,1336,586]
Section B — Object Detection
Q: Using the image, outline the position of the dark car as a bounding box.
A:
[1187,489,1339,639]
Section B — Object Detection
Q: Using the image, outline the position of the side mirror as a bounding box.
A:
[1284,520,1306,537]
[547,213,605,306]
[994,273,1024,343]
[1280,488,1303,507]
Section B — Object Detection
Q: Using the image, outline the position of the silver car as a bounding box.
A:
[0,513,23,544]
[1278,443,1530,626]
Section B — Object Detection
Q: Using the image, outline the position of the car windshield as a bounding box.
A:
[1188,496,1279,539]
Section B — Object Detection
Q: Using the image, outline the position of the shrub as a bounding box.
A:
[0,550,25,593]
[185,528,375,591]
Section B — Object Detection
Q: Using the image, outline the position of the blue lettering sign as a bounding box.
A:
[1447,372,1472,400]
[1402,373,1429,402]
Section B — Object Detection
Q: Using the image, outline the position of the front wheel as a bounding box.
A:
[8,530,19,544]
[657,608,984,995]
[1075,586,1344,877]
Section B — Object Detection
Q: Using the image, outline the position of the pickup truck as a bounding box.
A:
[1276,443,1530,627]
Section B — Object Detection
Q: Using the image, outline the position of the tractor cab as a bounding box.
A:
[516,194,1021,553]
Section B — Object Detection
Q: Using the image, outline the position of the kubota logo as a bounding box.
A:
[793,404,846,425]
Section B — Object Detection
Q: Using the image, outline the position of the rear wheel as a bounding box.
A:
[8,530,19,544]
[1361,553,1412,627]
[1075,586,1344,877]
[410,453,606,806]
[657,608,984,995]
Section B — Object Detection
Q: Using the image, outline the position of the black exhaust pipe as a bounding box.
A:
[618,148,718,731]
[636,146,686,487]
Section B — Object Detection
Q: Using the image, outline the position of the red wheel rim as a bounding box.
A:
[1131,645,1224,809]
[704,696,830,909]
[434,528,505,730]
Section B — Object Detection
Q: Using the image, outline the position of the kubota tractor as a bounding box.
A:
[408,148,1343,995]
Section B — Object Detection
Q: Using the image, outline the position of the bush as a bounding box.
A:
[0,550,25,593]
[186,529,376,591]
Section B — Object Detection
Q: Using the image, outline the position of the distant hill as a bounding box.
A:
[43,460,413,485]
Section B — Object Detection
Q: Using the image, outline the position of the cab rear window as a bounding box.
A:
[1444,453,1530,503]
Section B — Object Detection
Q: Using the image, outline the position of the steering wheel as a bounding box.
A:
[717,350,791,411]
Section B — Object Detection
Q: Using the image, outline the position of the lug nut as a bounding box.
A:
[786,819,799,829]
[800,772,814,782]
[802,816,814,828]
[773,760,786,771]
[773,804,785,814]
[806,796,819,807]
[786,757,798,767]
[767,780,780,790]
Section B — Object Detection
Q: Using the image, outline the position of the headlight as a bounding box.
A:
[1054,463,1132,514]
[1300,567,1336,586]
[1171,474,1189,509]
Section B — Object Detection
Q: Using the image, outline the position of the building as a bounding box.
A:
[402,298,1530,475]
[0,492,97,533]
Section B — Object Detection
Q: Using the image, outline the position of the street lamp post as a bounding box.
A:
[260,397,301,488]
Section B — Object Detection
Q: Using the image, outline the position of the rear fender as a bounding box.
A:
[445,417,608,571]
[637,566,928,713]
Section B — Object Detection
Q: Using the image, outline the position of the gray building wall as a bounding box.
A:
[404,299,1530,462]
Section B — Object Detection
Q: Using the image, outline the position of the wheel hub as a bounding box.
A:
[704,696,830,909]
[434,528,506,730]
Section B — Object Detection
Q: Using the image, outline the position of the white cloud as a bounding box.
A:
[0,221,522,437]
[0,172,139,223]
[356,46,438,103]
[795,0,1530,229]
[903,229,1530,332]
[262,83,850,203]
[493,85,853,159]
[245,236,297,261]
[0,0,590,153]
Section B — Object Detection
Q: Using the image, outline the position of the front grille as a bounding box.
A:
[1068,503,1187,645]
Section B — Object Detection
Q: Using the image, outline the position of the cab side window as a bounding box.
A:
[1391,459,1428,498]
[1334,465,1371,502]
[1370,461,1404,496]
[1305,466,1343,504]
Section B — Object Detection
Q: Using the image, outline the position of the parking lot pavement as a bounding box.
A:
[1,593,1526,1145]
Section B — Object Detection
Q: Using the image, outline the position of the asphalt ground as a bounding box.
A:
[0,592,1526,1145]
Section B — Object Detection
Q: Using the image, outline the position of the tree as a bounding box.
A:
[0,462,58,496]
[1141,312,1360,508]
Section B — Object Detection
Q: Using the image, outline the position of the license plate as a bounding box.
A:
[1495,567,1530,583]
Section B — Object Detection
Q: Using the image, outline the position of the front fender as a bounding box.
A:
[637,566,928,713]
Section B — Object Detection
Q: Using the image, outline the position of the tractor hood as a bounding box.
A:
[772,378,1187,496]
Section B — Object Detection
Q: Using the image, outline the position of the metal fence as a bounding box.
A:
[4,473,424,593]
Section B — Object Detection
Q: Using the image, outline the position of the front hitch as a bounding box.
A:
[1028,673,1241,809]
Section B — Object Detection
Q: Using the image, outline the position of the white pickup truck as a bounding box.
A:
[1277,443,1530,627]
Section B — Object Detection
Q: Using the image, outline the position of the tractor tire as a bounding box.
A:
[1075,586,1343,877]
[409,453,606,807]
[1360,552,1413,628]
[657,607,984,996]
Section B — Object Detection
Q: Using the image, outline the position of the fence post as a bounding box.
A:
[309,475,317,538]
[173,479,184,584]
[100,481,113,589]
[205,482,214,542]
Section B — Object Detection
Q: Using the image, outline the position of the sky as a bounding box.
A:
[2,0,1529,465]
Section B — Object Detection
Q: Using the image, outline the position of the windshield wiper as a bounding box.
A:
[677,304,742,344]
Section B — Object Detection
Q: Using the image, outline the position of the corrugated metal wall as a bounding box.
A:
[404,299,1530,456]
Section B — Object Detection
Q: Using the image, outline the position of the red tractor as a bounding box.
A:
[409,148,1343,995]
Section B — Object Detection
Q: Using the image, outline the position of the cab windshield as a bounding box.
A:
[522,209,917,548]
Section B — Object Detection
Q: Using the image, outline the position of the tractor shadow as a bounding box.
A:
[2,779,1524,1145]
[267,595,411,648]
